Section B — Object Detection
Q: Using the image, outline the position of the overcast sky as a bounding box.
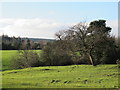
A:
[0,2,118,39]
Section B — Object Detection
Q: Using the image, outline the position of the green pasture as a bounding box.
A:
[1,50,119,88]
[1,50,18,71]
[2,65,119,88]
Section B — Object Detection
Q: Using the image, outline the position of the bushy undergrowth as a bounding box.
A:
[12,50,41,69]
[40,41,74,66]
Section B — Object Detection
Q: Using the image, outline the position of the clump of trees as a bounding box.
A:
[12,20,120,68]
[42,20,119,66]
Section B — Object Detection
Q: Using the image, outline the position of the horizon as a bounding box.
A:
[1,34,55,40]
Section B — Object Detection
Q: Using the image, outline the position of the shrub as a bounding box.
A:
[12,50,41,69]
[41,41,74,66]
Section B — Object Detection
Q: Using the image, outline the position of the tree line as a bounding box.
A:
[1,35,48,50]
[11,20,120,68]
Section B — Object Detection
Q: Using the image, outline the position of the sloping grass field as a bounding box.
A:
[1,50,120,88]
[2,65,119,88]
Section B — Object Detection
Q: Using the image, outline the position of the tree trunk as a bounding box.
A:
[87,53,94,66]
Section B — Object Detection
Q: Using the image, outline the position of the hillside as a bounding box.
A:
[2,65,119,88]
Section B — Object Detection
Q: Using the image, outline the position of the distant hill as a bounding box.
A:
[22,38,55,43]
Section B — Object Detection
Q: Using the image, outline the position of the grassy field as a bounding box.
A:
[2,65,119,88]
[1,50,120,88]
[1,50,18,71]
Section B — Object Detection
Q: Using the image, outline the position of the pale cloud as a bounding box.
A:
[0,18,71,39]
[0,18,118,39]
[106,20,118,37]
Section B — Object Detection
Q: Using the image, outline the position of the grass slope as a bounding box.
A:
[2,65,119,88]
